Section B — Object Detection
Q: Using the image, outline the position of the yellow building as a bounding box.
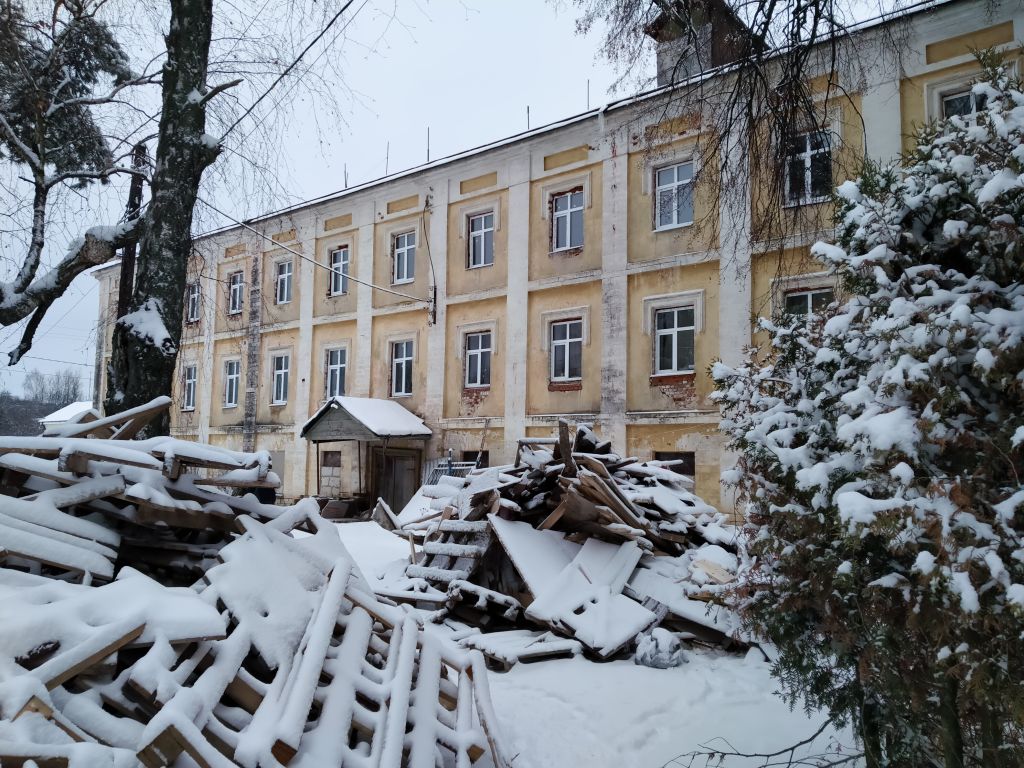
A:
[93,0,1023,511]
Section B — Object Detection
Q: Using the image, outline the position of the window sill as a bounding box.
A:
[782,196,830,209]
[650,372,695,386]
[467,262,494,270]
[328,292,349,299]
[548,380,582,392]
[181,407,195,412]
[549,247,583,257]
[270,401,288,407]
[653,221,694,234]
[463,385,490,393]
[392,278,415,286]
[227,310,242,317]
[223,404,238,409]
[185,319,199,325]
[275,300,292,306]
[391,392,412,399]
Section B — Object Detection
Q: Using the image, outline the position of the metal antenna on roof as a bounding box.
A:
[526,105,530,130]
[385,141,390,175]
[343,163,348,189]
[426,126,430,163]
[587,79,590,110]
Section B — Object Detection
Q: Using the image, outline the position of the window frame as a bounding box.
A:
[783,287,835,318]
[653,161,695,231]
[227,271,244,315]
[329,246,350,296]
[390,339,414,397]
[182,364,197,411]
[467,211,495,269]
[392,231,416,285]
[783,128,832,207]
[223,358,240,409]
[185,281,201,323]
[325,346,347,399]
[275,260,293,305]
[464,330,492,388]
[550,188,585,252]
[549,318,584,382]
[271,352,290,405]
[653,307,696,376]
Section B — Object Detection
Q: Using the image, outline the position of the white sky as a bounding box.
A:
[0,0,649,400]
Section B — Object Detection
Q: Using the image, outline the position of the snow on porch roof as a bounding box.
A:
[37,401,96,425]
[300,396,432,443]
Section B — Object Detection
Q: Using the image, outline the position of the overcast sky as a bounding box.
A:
[0,0,649,401]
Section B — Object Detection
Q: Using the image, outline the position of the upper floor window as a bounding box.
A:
[227,271,244,315]
[185,282,200,323]
[271,352,289,404]
[391,340,414,397]
[393,232,416,284]
[182,365,197,411]
[941,88,988,119]
[465,331,492,388]
[784,287,834,318]
[551,189,584,251]
[224,359,240,408]
[654,307,695,375]
[329,247,350,296]
[275,260,293,304]
[655,161,694,230]
[325,347,347,398]
[550,319,583,381]
[468,212,495,268]
[785,130,831,206]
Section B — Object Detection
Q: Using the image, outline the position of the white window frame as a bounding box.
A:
[182,364,197,411]
[275,260,293,304]
[464,331,492,388]
[227,271,244,315]
[185,282,200,323]
[325,347,347,398]
[925,65,1015,122]
[784,129,832,207]
[391,339,414,397]
[549,319,584,382]
[393,231,416,285]
[329,246,350,296]
[223,359,240,408]
[467,211,495,268]
[551,188,585,252]
[653,307,696,375]
[783,287,835,318]
[771,272,838,317]
[654,161,694,231]
[271,352,290,405]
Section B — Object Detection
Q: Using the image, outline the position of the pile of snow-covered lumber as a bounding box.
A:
[0,398,504,768]
[389,421,745,668]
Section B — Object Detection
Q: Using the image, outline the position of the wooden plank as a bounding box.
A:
[557,419,577,478]
[37,622,146,690]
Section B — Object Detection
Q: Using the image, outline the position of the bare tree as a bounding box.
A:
[22,366,82,403]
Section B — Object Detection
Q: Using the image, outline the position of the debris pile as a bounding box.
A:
[393,421,745,668]
[0,398,504,768]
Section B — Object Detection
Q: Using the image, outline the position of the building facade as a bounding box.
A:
[94,0,1022,509]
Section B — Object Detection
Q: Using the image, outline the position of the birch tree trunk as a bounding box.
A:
[105,0,220,434]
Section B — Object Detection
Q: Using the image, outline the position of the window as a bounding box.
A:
[185,282,200,322]
[228,271,244,315]
[785,130,832,206]
[325,348,347,398]
[653,450,696,476]
[224,359,240,408]
[550,319,583,381]
[182,365,197,411]
[941,88,988,119]
[463,450,490,468]
[275,260,293,304]
[551,189,584,251]
[391,340,413,397]
[468,212,494,268]
[393,232,416,284]
[654,307,695,374]
[464,331,492,388]
[271,353,289,404]
[784,287,834,317]
[655,161,694,230]
[329,247,350,296]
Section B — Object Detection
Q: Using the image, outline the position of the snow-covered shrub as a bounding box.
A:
[714,53,1024,767]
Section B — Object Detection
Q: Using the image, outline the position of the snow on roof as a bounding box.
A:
[301,396,432,441]
[37,401,95,425]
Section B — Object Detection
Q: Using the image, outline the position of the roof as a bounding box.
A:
[300,396,432,442]
[37,401,96,425]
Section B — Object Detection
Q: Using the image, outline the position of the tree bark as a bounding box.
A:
[861,690,883,768]
[105,0,219,433]
[939,675,964,768]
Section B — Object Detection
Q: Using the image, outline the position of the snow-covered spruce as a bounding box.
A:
[713,56,1024,767]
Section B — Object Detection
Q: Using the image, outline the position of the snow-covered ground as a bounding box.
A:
[333,521,857,768]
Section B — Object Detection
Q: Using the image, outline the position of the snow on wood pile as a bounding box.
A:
[393,420,744,664]
[0,399,505,767]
